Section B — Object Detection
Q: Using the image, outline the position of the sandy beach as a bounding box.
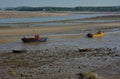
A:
[0,11,68,18]
[0,11,120,79]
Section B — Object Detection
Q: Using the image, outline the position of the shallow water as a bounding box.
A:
[0,13,108,24]
[0,30,120,51]
[0,13,119,27]
[30,20,120,27]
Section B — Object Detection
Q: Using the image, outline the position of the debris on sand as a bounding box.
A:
[0,47,119,79]
[12,49,27,53]
[78,48,92,52]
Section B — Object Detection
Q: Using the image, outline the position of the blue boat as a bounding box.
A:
[21,35,48,42]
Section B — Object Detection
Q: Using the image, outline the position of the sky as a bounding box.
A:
[0,0,120,8]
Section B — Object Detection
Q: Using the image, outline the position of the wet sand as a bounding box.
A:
[0,22,120,43]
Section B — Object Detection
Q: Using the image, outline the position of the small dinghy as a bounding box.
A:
[87,31,104,38]
[21,35,48,42]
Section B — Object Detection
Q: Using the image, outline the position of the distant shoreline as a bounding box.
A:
[0,11,120,18]
[1,6,120,12]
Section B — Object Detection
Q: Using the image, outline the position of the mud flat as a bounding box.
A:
[0,47,120,79]
[0,12,120,79]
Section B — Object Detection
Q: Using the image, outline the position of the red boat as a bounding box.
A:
[21,35,48,42]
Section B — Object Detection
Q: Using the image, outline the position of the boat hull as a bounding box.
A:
[21,37,48,42]
[87,32,104,38]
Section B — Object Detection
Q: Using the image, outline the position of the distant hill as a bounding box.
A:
[75,6,120,11]
[3,6,120,11]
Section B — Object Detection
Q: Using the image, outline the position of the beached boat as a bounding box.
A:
[21,35,48,42]
[87,31,104,37]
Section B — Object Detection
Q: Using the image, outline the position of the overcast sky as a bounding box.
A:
[0,0,120,8]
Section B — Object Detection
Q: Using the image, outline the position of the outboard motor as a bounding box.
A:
[87,33,93,37]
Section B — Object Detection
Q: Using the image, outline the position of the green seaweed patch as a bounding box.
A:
[78,72,97,79]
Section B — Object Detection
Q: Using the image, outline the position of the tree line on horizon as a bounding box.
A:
[2,6,120,11]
